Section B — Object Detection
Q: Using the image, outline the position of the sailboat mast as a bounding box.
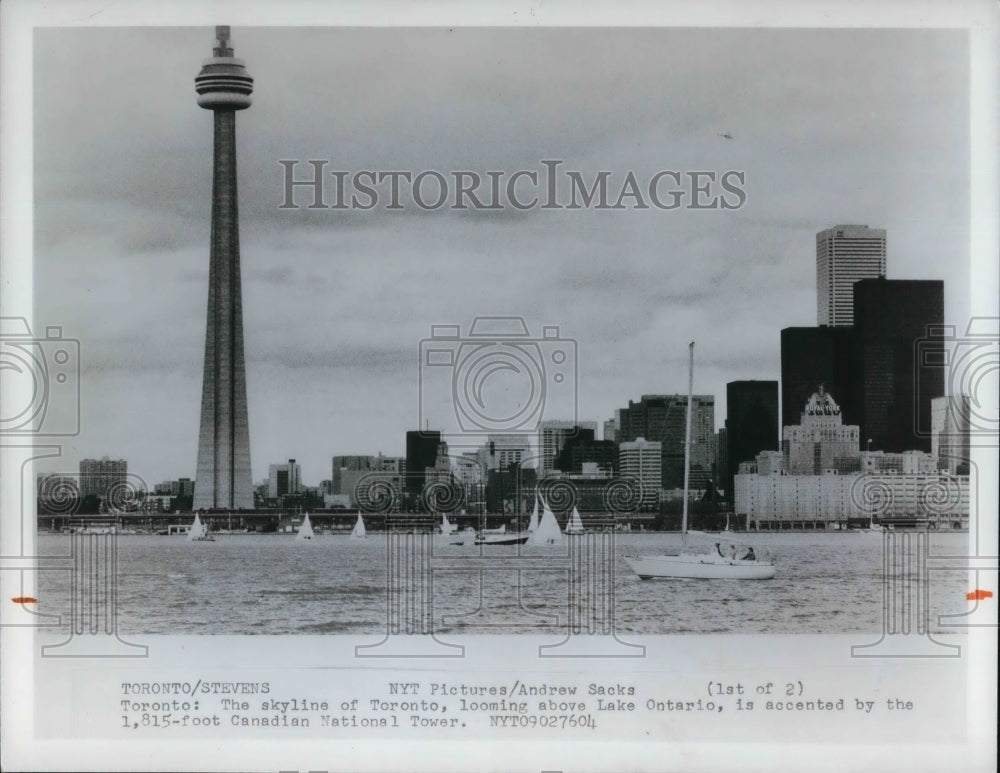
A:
[681,341,694,537]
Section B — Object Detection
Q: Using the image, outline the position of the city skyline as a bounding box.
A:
[33,27,970,485]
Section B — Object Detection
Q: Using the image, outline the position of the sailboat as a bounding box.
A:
[440,513,457,535]
[350,512,367,540]
[623,342,776,580]
[297,512,314,541]
[565,505,585,535]
[527,497,540,533]
[526,497,564,546]
[187,513,215,542]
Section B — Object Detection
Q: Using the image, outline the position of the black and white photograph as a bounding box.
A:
[1,2,997,771]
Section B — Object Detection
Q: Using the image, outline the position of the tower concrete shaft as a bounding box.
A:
[193,26,254,510]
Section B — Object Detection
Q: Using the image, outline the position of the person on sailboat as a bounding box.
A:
[741,547,756,561]
[729,545,737,559]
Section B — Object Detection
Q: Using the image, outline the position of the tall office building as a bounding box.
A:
[193,27,255,510]
[268,459,301,499]
[79,457,127,501]
[816,225,887,327]
[405,430,442,495]
[618,395,714,490]
[331,455,373,495]
[852,278,944,452]
[780,326,858,431]
[537,420,598,476]
[726,381,779,496]
[618,438,662,511]
[931,395,971,474]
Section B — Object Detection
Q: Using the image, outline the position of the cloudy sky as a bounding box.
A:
[32,25,970,486]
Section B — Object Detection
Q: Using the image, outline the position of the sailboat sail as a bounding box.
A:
[566,506,585,534]
[527,498,564,546]
[187,513,213,541]
[441,514,456,535]
[297,513,314,540]
[527,498,539,533]
[351,512,367,539]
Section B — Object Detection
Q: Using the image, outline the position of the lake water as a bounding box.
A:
[35,531,970,636]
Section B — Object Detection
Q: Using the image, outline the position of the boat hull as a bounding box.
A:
[474,533,529,545]
[624,554,775,580]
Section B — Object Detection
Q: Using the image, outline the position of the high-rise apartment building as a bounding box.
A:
[816,224,886,327]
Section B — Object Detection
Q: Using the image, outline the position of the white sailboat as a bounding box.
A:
[350,512,367,539]
[623,342,776,580]
[297,513,314,540]
[565,505,585,535]
[526,498,564,546]
[527,497,540,533]
[440,513,457,535]
[187,513,214,542]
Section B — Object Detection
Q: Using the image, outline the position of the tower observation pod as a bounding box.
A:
[192,26,255,511]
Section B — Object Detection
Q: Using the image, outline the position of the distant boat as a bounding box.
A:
[350,512,367,539]
[527,498,540,533]
[297,513,314,541]
[440,513,457,535]
[623,343,775,580]
[187,514,215,542]
[526,498,564,546]
[565,506,585,535]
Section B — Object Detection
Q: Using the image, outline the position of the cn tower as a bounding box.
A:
[192,26,254,510]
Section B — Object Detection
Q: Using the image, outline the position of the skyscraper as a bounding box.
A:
[618,395,714,489]
[193,27,255,510]
[537,420,598,476]
[816,225,887,327]
[405,430,442,496]
[725,381,778,496]
[852,278,944,452]
[79,457,127,501]
[780,326,858,430]
[618,438,662,511]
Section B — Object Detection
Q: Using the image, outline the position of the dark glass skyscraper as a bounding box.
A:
[780,326,859,431]
[405,430,442,496]
[193,27,254,510]
[725,381,778,495]
[852,278,944,452]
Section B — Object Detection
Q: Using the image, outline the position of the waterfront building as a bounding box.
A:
[79,457,127,501]
[816,224,886,327]
[193,27,255,510]
[715,427,728,495]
